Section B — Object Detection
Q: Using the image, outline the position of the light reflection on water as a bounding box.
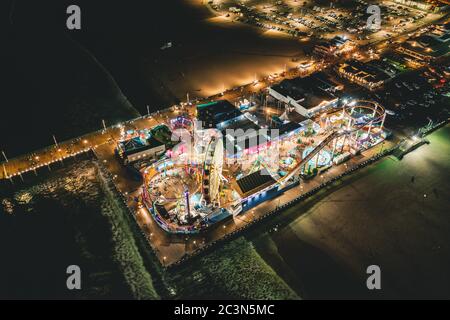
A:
[15,192,33,205]
[1,198,14,214]
[0,159,131,299]
[0,161,100,216]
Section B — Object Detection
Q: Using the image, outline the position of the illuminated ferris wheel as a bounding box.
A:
[201,136,224,205]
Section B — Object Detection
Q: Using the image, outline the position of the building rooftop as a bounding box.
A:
[277,121,302,137]
[271,76,337,110]
[339,60,392,83]
[197,100,243,129]
[399,26,450,59]
[220,117,260,133]
[283,110,309,123]
[330,35,349,47]
[236,168,276,198]
[310,72,344,92]
[119,135,165,157]
[224,130,270,156]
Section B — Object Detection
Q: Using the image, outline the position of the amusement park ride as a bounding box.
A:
[135,100,389,234]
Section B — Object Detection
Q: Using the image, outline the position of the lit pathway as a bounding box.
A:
[0,57,326,182]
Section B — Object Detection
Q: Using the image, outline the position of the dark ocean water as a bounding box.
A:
[2,0,303,157]
[0,157,132,299]
[2,0,140,158]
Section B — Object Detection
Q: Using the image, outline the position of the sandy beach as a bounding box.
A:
[71,0,308,112]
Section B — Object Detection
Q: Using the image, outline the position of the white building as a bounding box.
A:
[268,73,340,117]
[117,136,165,165]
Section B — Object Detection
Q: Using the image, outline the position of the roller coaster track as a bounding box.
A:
[278,130,341,185]
[278,101,387,185]
[277,100,385,185]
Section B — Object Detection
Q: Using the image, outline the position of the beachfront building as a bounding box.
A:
[117,135,165,165]
[268,73,340,118]
[196,100,244,130]
[396,25,450,62]
[336,60,392,91]
[392,0,448,12]
[314,36,354,58]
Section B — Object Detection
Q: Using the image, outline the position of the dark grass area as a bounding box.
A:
[167,237,299,300]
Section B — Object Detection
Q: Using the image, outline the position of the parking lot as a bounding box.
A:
[206,0,445,44]
[335,61,450,136]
